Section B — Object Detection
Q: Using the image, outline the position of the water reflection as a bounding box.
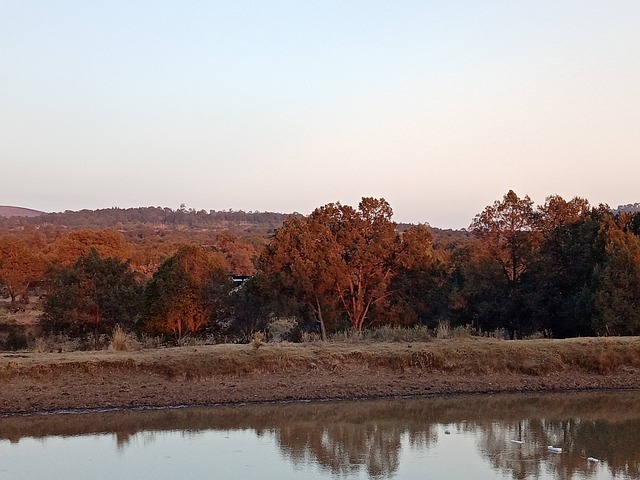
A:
[1,391,640,479]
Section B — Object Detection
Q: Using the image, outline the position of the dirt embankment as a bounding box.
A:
[2,337,640,416]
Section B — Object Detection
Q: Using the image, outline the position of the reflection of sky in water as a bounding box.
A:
[0,426,613,480]
[4,430,362,480]
[0,393,636,480]
[2,430,312,480]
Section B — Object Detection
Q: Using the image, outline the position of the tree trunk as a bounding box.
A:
[94,299,101,350]
[314,298,327,341]
[9,291,17,310]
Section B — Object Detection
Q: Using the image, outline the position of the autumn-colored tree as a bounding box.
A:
[593,219,640,335]
[141,245,232,339]
[470,190,537,284]
[50,229,133,267]
[334,198,398,331]
[536,195,591,235]
[384,224,446,327]
[262,198,398,336]
[468,190,540,337]
[0,236,48,307]
[214,231,259,275]
[41,249,142,349]
[261,213,342,340]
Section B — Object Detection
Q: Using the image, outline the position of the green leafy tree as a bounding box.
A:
[41,249,142,349]
[227,272,308,342]
[529,198,607,337]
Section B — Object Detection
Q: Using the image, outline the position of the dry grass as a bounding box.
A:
[328,325,433,343]
[25,334,84,353]
[251,331,266,350]
[435,321,450,339]
[2,336,640,382]
[109,325,140,351]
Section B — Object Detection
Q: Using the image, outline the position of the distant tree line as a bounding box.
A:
[0,206,296,234]
[1,192,640,348]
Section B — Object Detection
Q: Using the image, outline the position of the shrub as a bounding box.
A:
[109,325,140,351]
[251,331,266,350]
[436,320,450,339]
[452,324,476,338]
[3,329,28,351]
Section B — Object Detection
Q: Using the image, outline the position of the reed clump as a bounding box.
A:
[109,325,140,352]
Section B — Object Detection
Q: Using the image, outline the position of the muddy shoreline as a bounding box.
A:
[3,367,640,417]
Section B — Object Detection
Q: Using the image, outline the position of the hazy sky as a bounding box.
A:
[2,1,639,229]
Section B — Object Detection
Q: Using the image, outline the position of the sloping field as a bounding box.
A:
[0,206,46,218]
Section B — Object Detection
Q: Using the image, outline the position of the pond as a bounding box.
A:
[1,391,639,479]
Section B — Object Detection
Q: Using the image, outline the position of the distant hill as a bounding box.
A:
[0,206,46,218]
[0,205,470,242]
[0,206,298,237]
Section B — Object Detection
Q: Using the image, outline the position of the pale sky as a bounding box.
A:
[2,1,639,229]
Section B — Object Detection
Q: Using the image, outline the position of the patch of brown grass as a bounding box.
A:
[2,337,640,382]
[109,325,140,352]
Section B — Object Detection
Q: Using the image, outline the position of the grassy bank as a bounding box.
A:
[3,336,640,380]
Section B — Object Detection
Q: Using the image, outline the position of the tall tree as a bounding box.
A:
[470,190,537,284]
[262,198,398,336]
[41,249,141,349]
[0,236,48,307]
[261,213,343,340]
[141,245,232,340]
[335,198,398,332]
[529,197,605,337]
[469,190,538,337]
[593,219,640,335]
[385,224,447,327]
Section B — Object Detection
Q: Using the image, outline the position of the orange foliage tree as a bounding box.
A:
[262,212,344,340]
[141,245,233,339]
[384,224,445,327]
[214,231,259,276]
[50,229,133,267]
[0,236,48,306]
[262,198,398,336]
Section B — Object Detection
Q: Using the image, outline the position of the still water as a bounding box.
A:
[1,391,639,479]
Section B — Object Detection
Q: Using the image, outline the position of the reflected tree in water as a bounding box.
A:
[274,419,403,477]
[3,393,640,479]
